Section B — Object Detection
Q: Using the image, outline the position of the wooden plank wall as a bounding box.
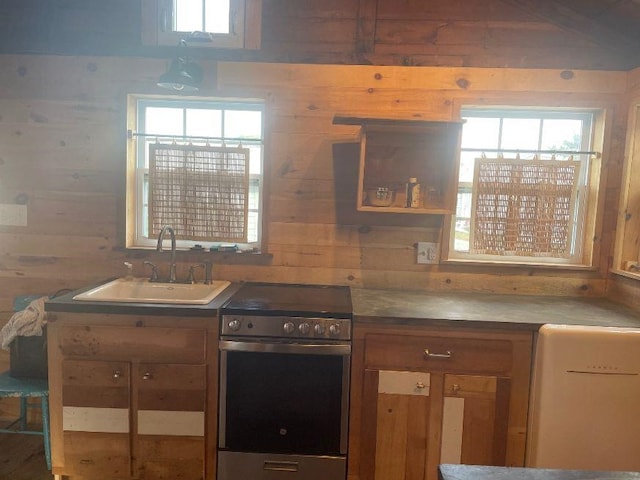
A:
[0,56,630,319]
[0,56,133,409]
[214,62,628,295]
[0,0,636,70]
[608,67,640,308]
[259,0,638,69]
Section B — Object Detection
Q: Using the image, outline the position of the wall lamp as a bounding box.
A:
[157,38,204,93]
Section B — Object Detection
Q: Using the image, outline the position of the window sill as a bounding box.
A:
[610,269,640,281]
[441,258,598,271]
[119,246,273,266]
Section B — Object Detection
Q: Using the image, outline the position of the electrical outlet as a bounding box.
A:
[0,204,27,226]
[417,242,438,264]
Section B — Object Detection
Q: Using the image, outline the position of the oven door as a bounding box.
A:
[218,340,351,456]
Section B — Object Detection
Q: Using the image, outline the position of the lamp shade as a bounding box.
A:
[157,58,203,93]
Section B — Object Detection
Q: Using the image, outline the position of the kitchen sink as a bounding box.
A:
[73,278,231,305]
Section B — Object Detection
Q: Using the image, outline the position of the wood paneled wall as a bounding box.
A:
[261,0,635,69]
[215,62,629,295]
[0,0,638,424]
[0,56,630,321]
[608,67,640,308]
[0,0,636,70]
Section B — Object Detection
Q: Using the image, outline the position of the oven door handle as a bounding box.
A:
[263,460,299,472]
[219,340,351,355]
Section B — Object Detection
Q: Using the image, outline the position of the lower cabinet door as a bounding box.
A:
[135,363,207,480]
[61,359,131,478]
[362,369,434,480]
[362,370,511,480]
[60,360,206,479]
[441,374,510,467]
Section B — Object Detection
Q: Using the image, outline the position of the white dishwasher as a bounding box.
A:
[526,324,640,471]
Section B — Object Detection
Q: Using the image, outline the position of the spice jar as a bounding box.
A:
[405,177,421,208]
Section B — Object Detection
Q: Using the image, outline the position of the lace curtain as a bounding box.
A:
[148,143,250,242]
[470,158,580,257]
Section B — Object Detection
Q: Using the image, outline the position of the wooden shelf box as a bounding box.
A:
[334,117,463,214]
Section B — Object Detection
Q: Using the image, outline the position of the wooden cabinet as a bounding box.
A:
[60,358,132,478]
[334,117,463,214]
[47,313,213,480]
[349,324,533,480]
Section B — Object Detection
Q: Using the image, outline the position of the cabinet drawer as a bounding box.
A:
[365,334,513,375]
[58,325,206,364]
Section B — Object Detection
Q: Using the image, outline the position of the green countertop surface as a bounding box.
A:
[438,465,640,480]
[45,281,640,330]
[351,288,640,329]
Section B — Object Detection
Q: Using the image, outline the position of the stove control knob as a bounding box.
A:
[298,322,311,335]
[314,323,325,336]
[329,323,341,337]
[283,322,295,334]
[228,319,242,332]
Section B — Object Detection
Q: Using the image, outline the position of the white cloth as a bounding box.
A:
[0,296,48,350]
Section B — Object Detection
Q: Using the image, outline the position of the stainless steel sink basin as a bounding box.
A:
[73,278,231,305]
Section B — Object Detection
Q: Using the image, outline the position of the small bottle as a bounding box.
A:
[427,186,440,206]
[123,262,133,281]
[406,177,420,208]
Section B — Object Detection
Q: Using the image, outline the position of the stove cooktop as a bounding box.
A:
[221,282,352,319]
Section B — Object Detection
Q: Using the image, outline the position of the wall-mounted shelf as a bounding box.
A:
[333,116,464,214]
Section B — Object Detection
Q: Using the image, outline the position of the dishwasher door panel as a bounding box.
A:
[526,324,640,471]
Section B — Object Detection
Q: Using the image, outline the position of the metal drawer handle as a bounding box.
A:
[416,381,427,389]
[113,370,121,379]
[263,461,299,472]
[142,372,152,380]
[424,349,453,359]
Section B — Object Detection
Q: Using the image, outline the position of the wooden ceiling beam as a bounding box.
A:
[500,0,639,64]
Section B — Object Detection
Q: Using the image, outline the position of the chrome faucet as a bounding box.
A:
[156,225,177,282]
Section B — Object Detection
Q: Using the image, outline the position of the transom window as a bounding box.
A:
[174,0,231,34]
[142,0,261,49]
[126,95,264,250]
[448,108,596,265]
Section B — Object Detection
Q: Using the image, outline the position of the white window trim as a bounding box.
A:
[445,107,599,267]
[141,0,262,50]
[125,94,265,252]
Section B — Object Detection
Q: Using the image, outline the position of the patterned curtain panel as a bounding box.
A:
[149,143,250,242]
[470,158,580,257]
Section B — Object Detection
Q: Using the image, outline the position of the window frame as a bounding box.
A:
[613,100,640,278]
[443,105,604,268]
[141,0,262,50]
[125,94,265,252]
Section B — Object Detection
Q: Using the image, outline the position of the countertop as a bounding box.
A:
[351,288,640,330]
[45,280,640,330]
[438,465,640,480]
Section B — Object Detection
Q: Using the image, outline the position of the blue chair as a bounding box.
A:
[0,371,51,470]
[0,294,51,470]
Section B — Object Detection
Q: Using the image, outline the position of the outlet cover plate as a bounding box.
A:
[417,242,438,264]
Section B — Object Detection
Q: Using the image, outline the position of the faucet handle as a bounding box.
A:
[143,261,159,282]
[187,264,205,284]
[203,260,213,285]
